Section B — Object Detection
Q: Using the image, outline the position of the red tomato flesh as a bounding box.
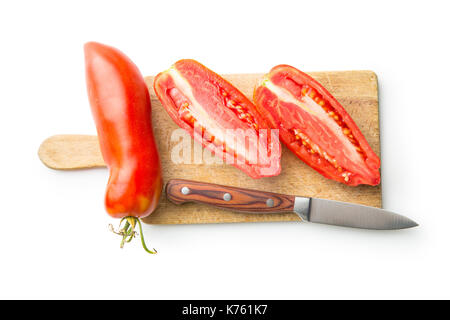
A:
[154,59,281,179]
[254,65,380,186]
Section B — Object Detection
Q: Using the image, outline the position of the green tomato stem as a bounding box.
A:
[110,217,157,254]
[135,218,157,254]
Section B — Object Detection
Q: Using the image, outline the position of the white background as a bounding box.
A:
[0,0,449,299]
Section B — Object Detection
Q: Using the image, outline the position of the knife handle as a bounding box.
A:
[165,179,295,214]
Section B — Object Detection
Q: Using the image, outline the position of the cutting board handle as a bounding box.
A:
[165,179,296,214]
[38,135,106,170]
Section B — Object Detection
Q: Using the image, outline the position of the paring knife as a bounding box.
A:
[165,179,418,230]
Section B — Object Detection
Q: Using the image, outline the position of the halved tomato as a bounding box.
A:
[254,65,380,186]
[154,59,281,178]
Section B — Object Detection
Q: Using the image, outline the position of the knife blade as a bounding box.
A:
[165,179,418,230]
[295,197,417,230]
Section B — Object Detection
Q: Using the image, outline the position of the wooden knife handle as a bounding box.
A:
[166,179,295,214]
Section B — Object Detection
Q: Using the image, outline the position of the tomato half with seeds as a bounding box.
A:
[154,59,281,178]
[254,65,380,186]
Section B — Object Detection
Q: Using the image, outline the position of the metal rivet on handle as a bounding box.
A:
[223,193,232,201]
[266,199,274,207]
[181,187,190,195]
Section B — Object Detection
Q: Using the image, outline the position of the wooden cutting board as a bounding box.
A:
[38,71,381,224]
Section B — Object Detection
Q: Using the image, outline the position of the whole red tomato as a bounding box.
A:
[84,42,163,253]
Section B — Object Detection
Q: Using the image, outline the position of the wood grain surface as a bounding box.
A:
[166,179,296,213]
[38,71,381,224]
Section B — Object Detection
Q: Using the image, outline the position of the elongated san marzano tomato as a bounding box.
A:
[85,42,163,253]
[154,59,281,178]
[254,65,380,186]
